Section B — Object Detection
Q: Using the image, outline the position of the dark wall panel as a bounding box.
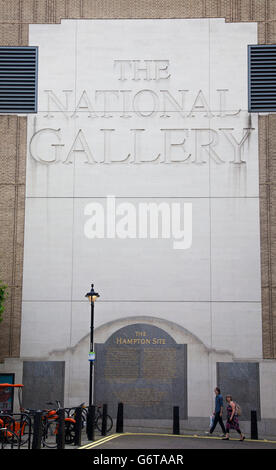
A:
[217,362,261,420]
[22,361,65,410]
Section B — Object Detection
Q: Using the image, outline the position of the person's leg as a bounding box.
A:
[218,415,226,434]
[222,421,230,439]
[209,413,219,434]
[236,427,245,440]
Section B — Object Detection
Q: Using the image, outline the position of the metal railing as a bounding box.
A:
[0,412,32,449]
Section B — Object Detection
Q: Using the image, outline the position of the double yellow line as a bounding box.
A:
[79,433,122,449]
[79,431,276,449]
[125,432,276,444]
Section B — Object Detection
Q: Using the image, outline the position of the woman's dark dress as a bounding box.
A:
[225,403,241,433]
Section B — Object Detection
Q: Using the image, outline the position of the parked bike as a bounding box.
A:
[0,425,20,449]
[0,383,31,448]
[67,403,113,433]
[40,400,76,448]
[95,404,113,433]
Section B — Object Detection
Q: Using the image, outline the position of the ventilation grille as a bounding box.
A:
[248,44,276,112]
[0,47,38,114]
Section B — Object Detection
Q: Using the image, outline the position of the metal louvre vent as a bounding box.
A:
[0,46,38,114]
[248,44,276,112]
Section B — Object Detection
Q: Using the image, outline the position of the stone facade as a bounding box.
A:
[0,0,276,406]
[18,13,262,422]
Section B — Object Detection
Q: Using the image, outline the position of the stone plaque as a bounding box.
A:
[95,324,187,419]
[217,362,261,420]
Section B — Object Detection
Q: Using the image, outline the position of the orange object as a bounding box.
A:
[0,384,24,388]
[65,417,75,424]
[47,410,59,420]
[0,416,26,438]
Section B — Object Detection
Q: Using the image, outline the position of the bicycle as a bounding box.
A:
[67,402,87,429]
[70,403,113,433]
[0,383,31,448]
[95,404,113,433]
[21,403,76,448]
[68,403,113,433]
[40,401,76,448]
[0,426,19,449]
[0,412,32,448]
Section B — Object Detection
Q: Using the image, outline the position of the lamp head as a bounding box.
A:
[85,283,100,303]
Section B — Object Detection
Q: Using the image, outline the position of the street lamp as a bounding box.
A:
[85,283,100,407]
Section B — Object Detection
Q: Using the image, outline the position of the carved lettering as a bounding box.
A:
[161,128,191,163]
[35,62,253,169]
[130,129,161,164]
[132,89,159,117]
[42,88,245,120]
[160,90,189,118]
[29,127,64,164]
[188,90,214,118]
[219,127,254,164]
[216,89,240,117]
[114,59,170,81]
[29,126,254,166]
[44,89,73,118]
[191,128,224,165]
[95,90,119,118]
[71,90,97,118]
[64,129,95,164]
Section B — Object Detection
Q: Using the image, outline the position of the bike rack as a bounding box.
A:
[56,408,65,449]
[0,403,116,449]
[0,412,32,449]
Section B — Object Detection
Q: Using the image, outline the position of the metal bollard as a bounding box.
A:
[56,408,65,449]
[251,410,258,440]
[116,402,124,433]
[173,406,180,435]
[101,404,108,436]
[32,411,43,449]
[74,407,82,446]
[86,405,96,441]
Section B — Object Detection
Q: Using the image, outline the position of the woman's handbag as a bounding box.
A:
[235,402,242,416]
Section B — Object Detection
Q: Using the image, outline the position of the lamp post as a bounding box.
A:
[85,283,100,407]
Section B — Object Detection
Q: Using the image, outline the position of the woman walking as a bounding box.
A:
[222,394,245,441]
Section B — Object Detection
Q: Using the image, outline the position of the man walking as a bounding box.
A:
[209,387,226,436]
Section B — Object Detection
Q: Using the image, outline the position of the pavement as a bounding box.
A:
[77,428,276,450]
[3,427,276,450]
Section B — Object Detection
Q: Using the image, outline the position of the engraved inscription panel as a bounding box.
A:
[95,324,187,419]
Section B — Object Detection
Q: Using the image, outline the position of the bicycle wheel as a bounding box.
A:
[64,421,75,444]
[19,419,33,447]
[95,414,113,433]
[0,416,19,447]
[42,420,58,448]
[68,407,87,429]
[0,429,19,449]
